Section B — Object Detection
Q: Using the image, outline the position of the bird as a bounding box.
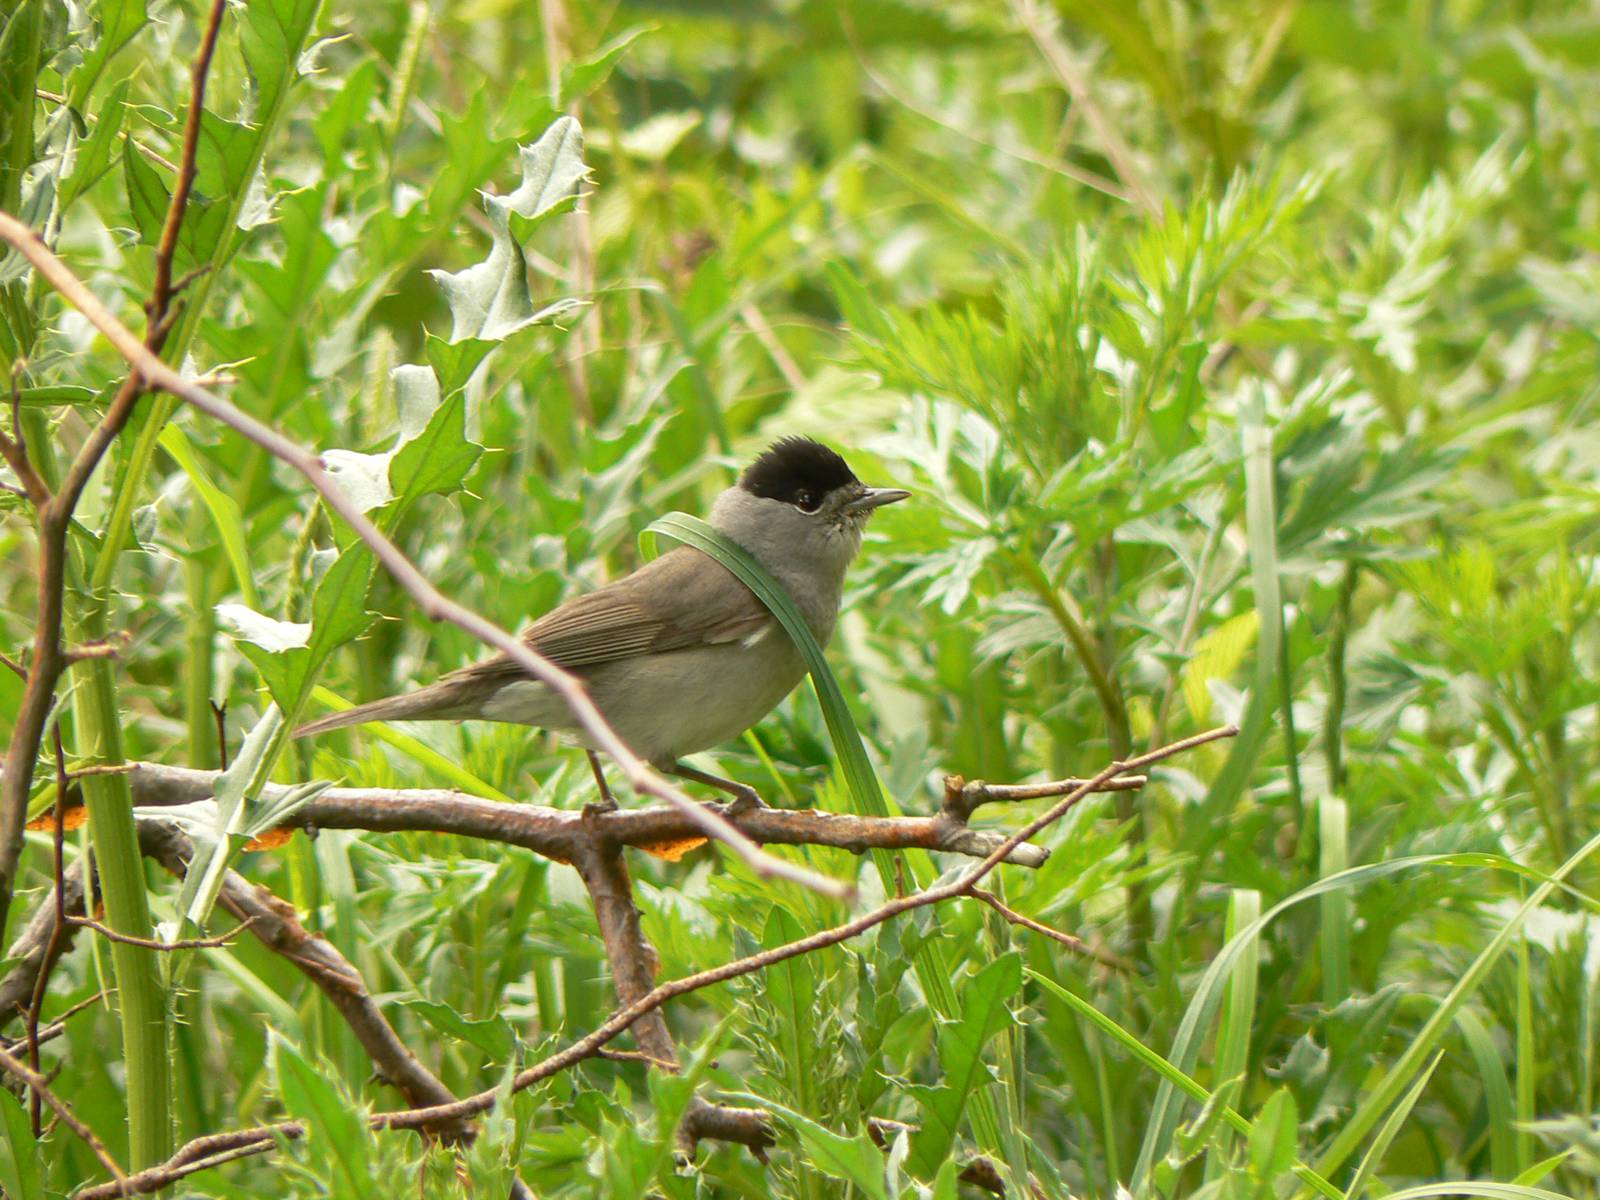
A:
[294,436,909,810]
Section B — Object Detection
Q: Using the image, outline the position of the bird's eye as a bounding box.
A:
[793,490,820,512]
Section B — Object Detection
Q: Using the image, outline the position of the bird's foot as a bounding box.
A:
[723,785,767,817]
[582,797,619,819]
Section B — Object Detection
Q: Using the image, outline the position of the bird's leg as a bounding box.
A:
[666,761,767,816]
[584,750,619,816]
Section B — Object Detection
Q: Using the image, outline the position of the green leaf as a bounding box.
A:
[727,1094,887,1200]
[217,546,373,716]
[66,0,148,107]
[159,423,259,608]
[559,27,653,107]
[0,1087,41,1200]
[122,140,166,246]
[270,1033,377,1199]
[424,331,495,397]
[429,196,583,343]
[911,952,1022,1174]
[387,383,481,509]
[502,114,590,222]
[1248,1089,1299,1185]
[405,999,517,1060]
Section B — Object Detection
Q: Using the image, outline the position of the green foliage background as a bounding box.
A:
[2,0,1599,1196]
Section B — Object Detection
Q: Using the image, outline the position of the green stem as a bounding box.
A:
[183,509,217,767]
[67,646,172,1169]
[1323,561,1357,795]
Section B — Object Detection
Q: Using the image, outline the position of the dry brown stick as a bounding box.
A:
[0,211,845,902]
[150,0,227,317]
[67,915,254,951]
[570,838,774,1152]
[0,1041,126,1183]
[100,761,1069,867]
[0,0,230,936]
[969,887,1132,972]
[378,726,1236,1133]
[75,730,1232,1196]
[26,728,74,1132]
[77,1124,295,1199]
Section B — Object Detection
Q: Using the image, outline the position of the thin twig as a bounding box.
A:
[77,1125,292,1199]
[0,1042,126,1183]
[66,915,254,951]
[72,731,1232,1195]
[970,887,1131,972]
[150,0,227,315]
[377,727,1236,1132]
[26,728,72,1133]
[0,209,849,901]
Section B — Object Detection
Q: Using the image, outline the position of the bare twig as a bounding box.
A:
[109,761,1066,868]
[150,0,227,316]
[942,771,1145,821]
[26,729,73,1132]
[67,914,253,951]
[78,1124,293,1199]
[136,821,471,1135]
[0,1042,126,1183]
[970,887,1131,972]
[376,727,1235,1133]
[66,730,1230,1195]
[0,211,848,902]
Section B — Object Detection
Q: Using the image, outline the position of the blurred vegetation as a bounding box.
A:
[3,0,1600,1196]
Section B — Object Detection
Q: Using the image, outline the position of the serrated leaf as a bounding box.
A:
[67,0,147,107]
[911,952,1022,1174]
[1247,1088,1298,1183]
[122,141,166,246]
[239,0,321,121]
[270,1034,377,1198]
[559,28,651,107]
[727,1094,887,1200]
[217,547,373,716]
[423,332,494,397]
[503,114,590,221]
[387,392,481,508]
[59,80,129,210]
[428,197,539,342]
[405,999,517,1060]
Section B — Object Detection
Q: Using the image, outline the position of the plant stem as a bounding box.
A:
[67,644,172,1168]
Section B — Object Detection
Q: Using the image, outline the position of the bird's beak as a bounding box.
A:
[846,487,912,513]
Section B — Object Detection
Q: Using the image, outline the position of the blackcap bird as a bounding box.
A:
[294,437,909,807]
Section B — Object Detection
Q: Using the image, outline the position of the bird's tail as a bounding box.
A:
[293,688,456,738]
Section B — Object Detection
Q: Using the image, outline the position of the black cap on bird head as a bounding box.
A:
[739,437,859,509]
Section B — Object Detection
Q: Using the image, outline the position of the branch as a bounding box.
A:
[0,209,847,902]
[150,0,227,317]
[112,761,1069,867]
[69,729,1232,1195]
[377,726,1235,1133]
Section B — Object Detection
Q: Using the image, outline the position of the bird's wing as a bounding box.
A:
[446,546,773,684]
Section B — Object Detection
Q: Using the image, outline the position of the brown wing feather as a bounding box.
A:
[446,546,771,685]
